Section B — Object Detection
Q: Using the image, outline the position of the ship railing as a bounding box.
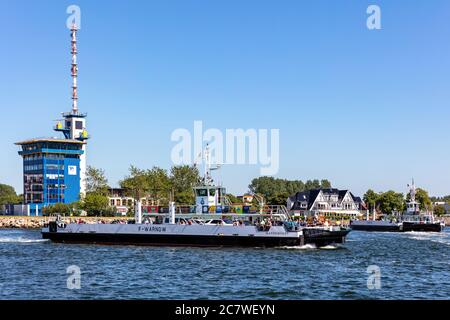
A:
[44,212,67,228]
[261,205,291,220]
[222,196,233,207]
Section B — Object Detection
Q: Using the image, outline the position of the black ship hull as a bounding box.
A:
[350,224,401,232]
[42,231,304,247]
[302,228,351,247]
[401,222,444,233]
[42,228,350,248]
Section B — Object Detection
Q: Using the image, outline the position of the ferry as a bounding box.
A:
[350,217,401,232]
[350,180,445,233]
[42,147,351,248]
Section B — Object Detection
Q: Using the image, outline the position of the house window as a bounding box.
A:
[75,121,83,130]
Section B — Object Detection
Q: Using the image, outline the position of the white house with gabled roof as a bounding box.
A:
[287,188,366,218]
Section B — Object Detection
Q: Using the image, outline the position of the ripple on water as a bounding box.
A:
[0,228,449,300]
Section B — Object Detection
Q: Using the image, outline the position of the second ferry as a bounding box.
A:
[350,180,445,233]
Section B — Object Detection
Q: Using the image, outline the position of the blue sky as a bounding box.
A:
[1,0,450,197]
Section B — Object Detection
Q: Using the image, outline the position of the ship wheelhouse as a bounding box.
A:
[193,185,226,214]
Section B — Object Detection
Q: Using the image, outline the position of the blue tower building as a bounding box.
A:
[15,138,85,215]
[15,24,88,216]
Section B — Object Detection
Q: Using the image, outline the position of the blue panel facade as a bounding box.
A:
[64,157,81,203]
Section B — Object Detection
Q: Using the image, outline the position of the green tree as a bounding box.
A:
[249,177,278,197]
[320,179,332,189]
[270,192,291,205]
[407,188,432,211]
[363,189,380,211]
[430,195,450,204]
[305,179,321,190]
[433,205,446,217]
[285,180,306,195]
[80,192,111,217]
[378,191,405,214]
[119,165,200,207]
[120,166,151,202]
[146,167,171,205]
[225,194,240,204]
[0,183,22,205]
[79,166,112,216]
[169,165,201,204]
[249,177,332,205]
[85,166,109,195]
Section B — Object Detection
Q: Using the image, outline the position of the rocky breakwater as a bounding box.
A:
[442,215,450,227]
[0,216,130,229]
[0,217,45,229]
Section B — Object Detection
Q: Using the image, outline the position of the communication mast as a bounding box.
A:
[71,23,79,114]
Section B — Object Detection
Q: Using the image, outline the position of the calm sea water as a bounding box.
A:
[0,228,448,300]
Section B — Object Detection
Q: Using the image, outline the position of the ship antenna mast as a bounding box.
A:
[70,23,79,114]
[409,178,416,203]
[204,144,211,185]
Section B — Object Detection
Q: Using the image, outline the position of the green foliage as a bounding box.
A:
[119,165,200,205]
[80,192,113,217]
[407,188,432,211]
[120,166,151,200]
[85,166,109,195]
[433,205,446,217]
[226,194,240,204]
[78,166,114,216]
[173,190,195,205]
[430,195,450,204]
[0,183,22,206]
[170,165,200,204]
[378,191,405,214]
[363,189,380,210]
[270,192,291,205]
[42,203,79,216]
[147,167,171,204]
[248,177,332,205]
[304,179,320,190]
[364,189,405,214]
[320,179,332,189]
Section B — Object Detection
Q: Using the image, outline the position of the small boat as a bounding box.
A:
[400,180,445,232]
[401,220,444,232]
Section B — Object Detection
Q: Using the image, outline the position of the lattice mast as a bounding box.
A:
[70,24,79,114]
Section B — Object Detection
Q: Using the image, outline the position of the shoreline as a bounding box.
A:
[1,215,449,230]
[0,216,130,229]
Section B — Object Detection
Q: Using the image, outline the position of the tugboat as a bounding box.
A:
[400,180,445,233]
[42,146,351,247]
